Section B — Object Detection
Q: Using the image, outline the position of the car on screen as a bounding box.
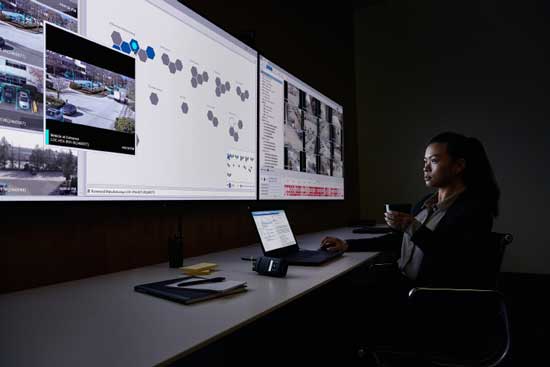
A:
[18,91,30,110]
[46,107,64,122]
[62,103,77,116]
[3,85,16,103]
[0,182,8,195]
[45,74,53,89]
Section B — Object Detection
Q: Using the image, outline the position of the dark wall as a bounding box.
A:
[0,1,358,293]
[354,0,550,273]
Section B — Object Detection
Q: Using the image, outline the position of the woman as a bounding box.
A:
[321,132,500,289]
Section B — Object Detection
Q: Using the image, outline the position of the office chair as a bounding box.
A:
[357,232,513,367]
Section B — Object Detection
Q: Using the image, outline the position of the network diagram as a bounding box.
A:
[191,66,209,88]
[111,31,156,63]
[109,26,253,148]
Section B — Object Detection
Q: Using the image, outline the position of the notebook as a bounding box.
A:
[135,277,247,305]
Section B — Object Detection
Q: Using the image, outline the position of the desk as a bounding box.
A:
[0,227,380,367]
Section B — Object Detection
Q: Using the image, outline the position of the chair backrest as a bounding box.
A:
[491,232,513,273]
[488,232,513,288]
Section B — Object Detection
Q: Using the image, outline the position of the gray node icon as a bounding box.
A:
[202,72,209,82]
[241,94,246,102]
[215,88,221,97]
[191,66,198,77]
[161,53,170,66]
[149,92,159,105]
[137,48,148,62]
[220,84,226,93]
[244,90,249,99]
[236,86,242,96]
[207,110,214,121]
[191,78,198,88]
[175,59,183,71]
[213,117,219,127]
[215,77,221,86]
[181,102,189,114]
[111,31,122,46]
[229,126,235,136]
[168,62,177,74]
[233,132,239,142]
[238,120,243,129]
[197,74,203,84]
[225,81,230,91]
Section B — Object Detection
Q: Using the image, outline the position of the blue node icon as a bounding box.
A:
[146,46,155,60]
[112,44,121,51]
[120,41,131,54]
[130,38,139,53]
[130,39,139,53]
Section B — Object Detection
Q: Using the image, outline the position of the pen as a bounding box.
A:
[177,277,226,287]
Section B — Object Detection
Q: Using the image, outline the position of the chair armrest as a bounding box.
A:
[408,287,503,300]
[368,262,398,272]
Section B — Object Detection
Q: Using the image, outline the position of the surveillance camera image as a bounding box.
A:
[0,128,77,196]
[44,23,136,155]
[0,0,78,132]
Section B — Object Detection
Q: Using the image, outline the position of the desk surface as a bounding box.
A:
[0,227,379,367]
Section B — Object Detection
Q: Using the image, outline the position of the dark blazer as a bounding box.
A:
[347,190,495,289]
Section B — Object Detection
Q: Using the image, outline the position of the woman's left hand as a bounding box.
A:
[384,211,414,232]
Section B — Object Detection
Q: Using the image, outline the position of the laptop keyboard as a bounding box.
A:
[289,250,332,260]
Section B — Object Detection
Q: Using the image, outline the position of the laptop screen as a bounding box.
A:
[251,210,297,252]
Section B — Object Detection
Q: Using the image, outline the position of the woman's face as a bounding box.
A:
[423,143,464,188]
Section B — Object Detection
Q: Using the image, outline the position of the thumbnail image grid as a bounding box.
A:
[0,129,77,196]
[46,50,136,133]
[283,80,343,177]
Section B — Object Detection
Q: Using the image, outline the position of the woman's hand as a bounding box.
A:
[320,236,348,252]
[384,211,414,232]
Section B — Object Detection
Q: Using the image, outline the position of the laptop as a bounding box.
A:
[250,210,344,265]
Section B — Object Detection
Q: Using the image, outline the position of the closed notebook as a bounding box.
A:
[135,277,247,305]
[169,280,247,292]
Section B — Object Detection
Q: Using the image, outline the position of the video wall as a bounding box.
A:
[0,0,342,201]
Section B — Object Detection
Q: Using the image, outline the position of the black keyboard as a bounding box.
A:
[288,249,337,260]
[289,250,320,259]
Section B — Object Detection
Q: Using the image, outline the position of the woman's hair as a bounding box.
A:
[428,132,500,217]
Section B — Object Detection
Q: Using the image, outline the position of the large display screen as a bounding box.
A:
[0,0,257,200]
[258,56,344,200]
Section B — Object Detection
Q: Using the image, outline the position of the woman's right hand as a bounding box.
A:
[320,236,348,252]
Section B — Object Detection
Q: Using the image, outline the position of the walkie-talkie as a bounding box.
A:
[252,256,288,277]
